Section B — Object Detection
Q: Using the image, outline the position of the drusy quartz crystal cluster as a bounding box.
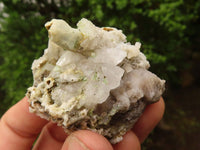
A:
[26,18,165,144]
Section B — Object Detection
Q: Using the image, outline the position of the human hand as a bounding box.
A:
[0,97,164,150]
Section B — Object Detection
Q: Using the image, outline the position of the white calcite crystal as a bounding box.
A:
[26,18,165,144]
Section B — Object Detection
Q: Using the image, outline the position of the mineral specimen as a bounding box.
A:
[26,18,165,144]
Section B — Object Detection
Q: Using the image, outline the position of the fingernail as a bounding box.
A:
[67,135,89,150]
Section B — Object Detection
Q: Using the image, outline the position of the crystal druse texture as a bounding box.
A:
[26,18,165,144]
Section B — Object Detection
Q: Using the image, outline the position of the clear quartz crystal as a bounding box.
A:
[27,18,165,144]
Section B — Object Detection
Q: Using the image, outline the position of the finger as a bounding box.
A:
[61,130,113,150]
[0,97,48,150]
[132,97,165,143]
[33,122,67,150]
[113,131,141,150]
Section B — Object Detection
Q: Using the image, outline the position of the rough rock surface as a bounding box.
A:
[26,18,165,144]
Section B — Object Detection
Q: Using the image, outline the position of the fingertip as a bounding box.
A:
[45,123,68,142]
[2,96,48,136]
[113,131,141,150]
[33,123,68,150]
[159,97,165,116]
[62,130,113,150]
[0,97,48,149]
[133,97,165,143]
[145,97,165,123]
[151,97,165,125]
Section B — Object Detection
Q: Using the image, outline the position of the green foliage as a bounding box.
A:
[0,0,199,114]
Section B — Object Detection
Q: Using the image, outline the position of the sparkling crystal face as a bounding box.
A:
[27,18,165,144]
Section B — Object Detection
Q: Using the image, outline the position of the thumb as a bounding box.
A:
[61,130,113,150]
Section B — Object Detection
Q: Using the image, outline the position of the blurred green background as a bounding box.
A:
[0,0,200,149]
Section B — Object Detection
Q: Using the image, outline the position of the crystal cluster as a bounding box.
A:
[26,18,165,144]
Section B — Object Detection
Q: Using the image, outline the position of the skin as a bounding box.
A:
[0,97,165,150]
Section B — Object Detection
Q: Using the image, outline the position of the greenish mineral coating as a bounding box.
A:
[26,18,165,144]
